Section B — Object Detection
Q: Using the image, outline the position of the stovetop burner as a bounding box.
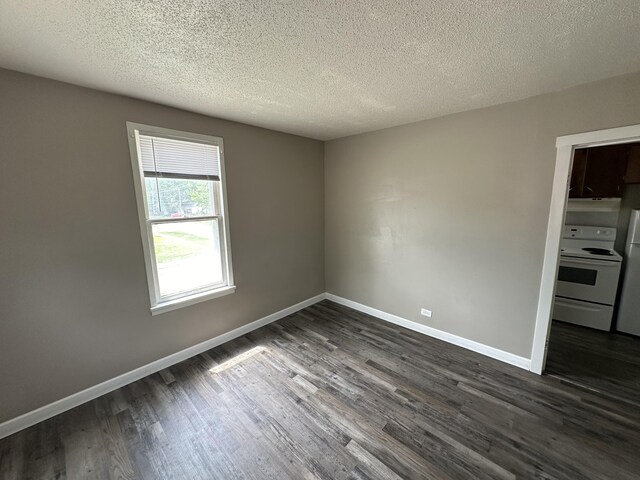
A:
[582,247,614,256]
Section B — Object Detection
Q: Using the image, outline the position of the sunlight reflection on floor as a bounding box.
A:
[208,346,267,374]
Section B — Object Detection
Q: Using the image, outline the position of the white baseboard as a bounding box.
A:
[325,294,531,371]
[0,291,534,439]
[0,293,326,440]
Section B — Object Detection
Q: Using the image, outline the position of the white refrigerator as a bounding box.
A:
[617,209,640,336]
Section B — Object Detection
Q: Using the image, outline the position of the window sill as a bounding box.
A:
[150,285,236,316]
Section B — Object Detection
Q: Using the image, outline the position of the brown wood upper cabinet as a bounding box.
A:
[569,144,631,198]
[626,144,640,184]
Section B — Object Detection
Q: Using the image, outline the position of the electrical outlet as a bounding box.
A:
[420,308,432,318]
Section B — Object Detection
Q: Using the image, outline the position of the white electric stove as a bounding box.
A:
[553,225,622,331]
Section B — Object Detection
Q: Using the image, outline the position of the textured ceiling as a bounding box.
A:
[1,1,640,140]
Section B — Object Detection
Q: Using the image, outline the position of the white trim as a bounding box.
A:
[0,293,326,440]
[531,123,640,374]
[150,285,236,315]
[530,144,573,374]
[556,124,640,148]
[127,123,159,305]
[326,294,531,370]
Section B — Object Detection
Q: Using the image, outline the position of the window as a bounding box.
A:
[127,123,234,314]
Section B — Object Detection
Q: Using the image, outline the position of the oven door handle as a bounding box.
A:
[554,298,604,311]
[559,257,619,267]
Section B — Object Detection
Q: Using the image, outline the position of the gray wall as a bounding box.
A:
[565,210,620,228]
[325,70,640,359]
[0,68,325,423]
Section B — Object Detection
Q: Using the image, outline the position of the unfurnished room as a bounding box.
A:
[1,1,640,479]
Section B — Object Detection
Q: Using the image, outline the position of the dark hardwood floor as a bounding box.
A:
[546,320,640,406]
[2,301,640,479]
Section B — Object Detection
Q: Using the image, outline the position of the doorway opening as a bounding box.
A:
[531,124,640,403]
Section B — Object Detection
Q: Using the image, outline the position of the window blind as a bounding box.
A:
[139,134,220,181]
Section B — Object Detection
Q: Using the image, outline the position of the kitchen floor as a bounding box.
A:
[546,320,640,406]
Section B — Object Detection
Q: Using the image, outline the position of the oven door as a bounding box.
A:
[555,256,620,305]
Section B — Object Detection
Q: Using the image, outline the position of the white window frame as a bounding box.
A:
[127,122,235,315]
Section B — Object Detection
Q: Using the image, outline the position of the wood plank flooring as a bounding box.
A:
[546,320,640,406]
[2,300,640,479]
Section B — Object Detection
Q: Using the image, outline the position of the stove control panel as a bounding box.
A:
[564,225,616,240]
